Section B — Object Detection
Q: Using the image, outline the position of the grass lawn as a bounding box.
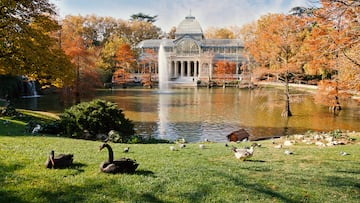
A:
[0,110,359,203]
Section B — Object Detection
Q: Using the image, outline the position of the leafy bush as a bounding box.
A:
[108,130,123,143]
[59,99,134,141]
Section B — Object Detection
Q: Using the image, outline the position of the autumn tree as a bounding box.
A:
[97,35,127,82]
[114,42,137,82]
[57,14,162,88]
[127,20,162,46]
[0,0,73,91]
[243,13,308,117]
[60,15,101,103]
[205,27,235,39]
[167,26,176,39]
[214,60,236,84]
[302,0,360,111]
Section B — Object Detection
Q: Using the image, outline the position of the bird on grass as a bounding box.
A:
[231,145,255,161]
[123,147,130,153]
[274,144,282,149]
[340,151,349,156]
[284,150,293,155]
[99,143,138,174]
[45,150,73,169]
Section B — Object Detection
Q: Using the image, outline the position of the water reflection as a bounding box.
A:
[10,87,360,142]
[102,88,360,142]
[158,92,169,139]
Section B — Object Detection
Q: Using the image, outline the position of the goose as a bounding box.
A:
[45,150,73,169]
[99,143,139,174]
[231,146,255,161]
[284,150,293,155]
[123,147,130,153]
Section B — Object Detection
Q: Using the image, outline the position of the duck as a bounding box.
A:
[231,146,255,161]
[99,143,139,174]
[45,150,73,169]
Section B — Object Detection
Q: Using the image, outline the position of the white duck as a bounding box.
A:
[232,146,255,161]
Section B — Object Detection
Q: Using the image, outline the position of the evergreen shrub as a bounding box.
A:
[59,99,134,141]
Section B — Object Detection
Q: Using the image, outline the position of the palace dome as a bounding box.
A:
[175,15,203,36]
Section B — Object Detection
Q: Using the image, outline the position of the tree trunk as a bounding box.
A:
[75,57,81,104]
[281,72,292,117]
[329,95,341,115]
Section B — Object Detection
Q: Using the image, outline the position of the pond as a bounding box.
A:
[12,87,360,142]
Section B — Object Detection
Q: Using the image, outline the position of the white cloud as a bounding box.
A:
[50,0,310,31]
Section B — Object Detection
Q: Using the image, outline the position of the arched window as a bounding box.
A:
[176,39,200,56]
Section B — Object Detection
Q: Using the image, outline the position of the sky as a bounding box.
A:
[50,0,313,31]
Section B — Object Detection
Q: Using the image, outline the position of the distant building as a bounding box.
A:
[137,15,245,84]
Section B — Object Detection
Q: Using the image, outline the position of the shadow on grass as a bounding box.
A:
[336,169,360,175]
[139,193,172,203]
[325,174,360,189]
[245,159,266,162]
[220,171,300,203]
[34,182,104,203]
[0,162,28,203]
[59,163,87,177]
[134,169,156,177]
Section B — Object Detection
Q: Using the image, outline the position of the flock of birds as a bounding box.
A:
[169,138,257,161]
[44,137,350,173]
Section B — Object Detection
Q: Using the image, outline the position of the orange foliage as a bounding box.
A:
[314,80,351,107]
[60,16,101,102]
[244,14,306,75]
[302,0,360,85]
[115,43,136,70]
[214,60,236,81]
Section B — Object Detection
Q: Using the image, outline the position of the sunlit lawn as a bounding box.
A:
[0,110,359,202]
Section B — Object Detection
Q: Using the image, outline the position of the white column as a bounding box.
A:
[181,61,184,77]
[174,61,177,78]
[187,61,191,77]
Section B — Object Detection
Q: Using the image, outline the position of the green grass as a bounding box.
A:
[0,110,359,202]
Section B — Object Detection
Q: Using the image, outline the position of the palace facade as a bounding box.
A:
[136,15,245,84]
